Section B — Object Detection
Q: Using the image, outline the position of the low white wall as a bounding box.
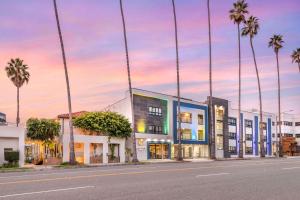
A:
[0,125,25,166]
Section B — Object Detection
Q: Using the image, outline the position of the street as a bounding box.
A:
[0,158,300,200]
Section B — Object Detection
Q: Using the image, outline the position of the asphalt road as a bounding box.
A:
[0,158,300,200]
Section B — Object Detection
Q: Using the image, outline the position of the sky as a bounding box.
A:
[0,0,299,124]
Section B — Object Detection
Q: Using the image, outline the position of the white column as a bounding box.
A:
[63,134,69,163]
[84,142,90,164]
[103,142,108,164]
[119,141,125,163]
[18,128,25,167]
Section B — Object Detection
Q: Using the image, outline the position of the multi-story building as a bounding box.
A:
[105,89,209,161]
[106,88,280,160]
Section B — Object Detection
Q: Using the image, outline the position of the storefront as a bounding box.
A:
[147,142,171,159]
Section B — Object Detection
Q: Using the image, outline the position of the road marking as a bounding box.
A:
[196,173,230,178]
[1,160,300,185]
[282,166,300,170]
[0,186,94,198]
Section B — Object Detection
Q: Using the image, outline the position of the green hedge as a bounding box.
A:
[4,151,19,163]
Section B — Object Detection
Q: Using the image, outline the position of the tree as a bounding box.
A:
[73,112,132,138]
[52,0,76,164]
[207,0,215,159]
[5,58,30,127]
[26,118,60,142]
[171,0,183,161]
[229,0,248,158]
[241,16,265,157]
[291,48,300,72]
[119,0,138,163]
[269,34,284,157]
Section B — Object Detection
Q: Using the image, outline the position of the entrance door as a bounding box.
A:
[149,143,169,159]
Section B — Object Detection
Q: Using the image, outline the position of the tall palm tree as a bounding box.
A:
[5,58,30,127]
[291,48,300,72]
[171,0,183,161]
[269,34,284,157]
[229,0,248,158]
[53,0,76,165]
[207,0,215,159]
[241,16,265,157]
[119,0,138,163]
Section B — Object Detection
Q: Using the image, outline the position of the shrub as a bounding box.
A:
[4,151,19,164]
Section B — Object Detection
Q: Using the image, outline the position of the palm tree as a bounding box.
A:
[207,0,215,159]
[291,48,300,72]
[241,16,265,157]
[229,0,248,158]
[171,0,183,161]
[5,58,30,127]
[53,0,76,165]
[269,34,284,157]
[119,0,138,163]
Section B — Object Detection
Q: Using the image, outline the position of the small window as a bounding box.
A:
[295,122,300,126]
[228,117,237,126]
[245,120,253,128]
[228,132,236,140]
[148,106,162,116]
[198,114,204,125]
[296,134,300,138]
[198,129,205,141]
[180,112,192,124]
[181,129,192,140]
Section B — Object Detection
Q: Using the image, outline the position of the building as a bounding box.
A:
[106,89,285,161]
[0,113,25,166]
[106,89,209,161]
[58,111,126,165]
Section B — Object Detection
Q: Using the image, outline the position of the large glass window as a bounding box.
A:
[180,112,192,124]
[149,144,169,159]
[198,114,204,125]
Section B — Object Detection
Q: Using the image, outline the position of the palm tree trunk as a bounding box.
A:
[119,0,138,163]
[298,63,300,73]
[53,0,76,165]
[250,38,264,157]
[171,0,183,161]
[237,23,243,158]
[207,0,215,159]
[276,51,282,157]
[16,86,20,127]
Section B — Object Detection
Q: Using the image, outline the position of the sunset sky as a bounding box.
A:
[0,0,299,124]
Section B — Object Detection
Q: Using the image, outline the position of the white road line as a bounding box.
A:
[196,173,230,178]
[282,167,300,170]
[0,186,95,198]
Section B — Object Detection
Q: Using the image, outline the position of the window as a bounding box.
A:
[228,132,236,140]
[245,120,253,128]
[198,114,204,125]
[4,148,13,152]
[262,122,267,130]
[180,112,192,124]
[228,117,237,126]
[295,122,300,126]
[198,129,205,141]
[245,134,252,141]
[148,125,162,134]
[283,121,293,126]
[245,147,253,154]
[296,134,300,138]
[272,122,275,126]
[181,129,192,140]
[229,146,236,153]
[148,106,162,116]
[284,134,293,137]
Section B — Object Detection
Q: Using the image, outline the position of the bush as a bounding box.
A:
[4,151,19,164]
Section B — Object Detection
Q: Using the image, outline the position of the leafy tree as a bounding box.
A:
[229,0,248,158]
[73,112,132,138]
[26,118,60,142]
[241,16,265,157]
[269,34,284,157]
[5,58,30,126]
